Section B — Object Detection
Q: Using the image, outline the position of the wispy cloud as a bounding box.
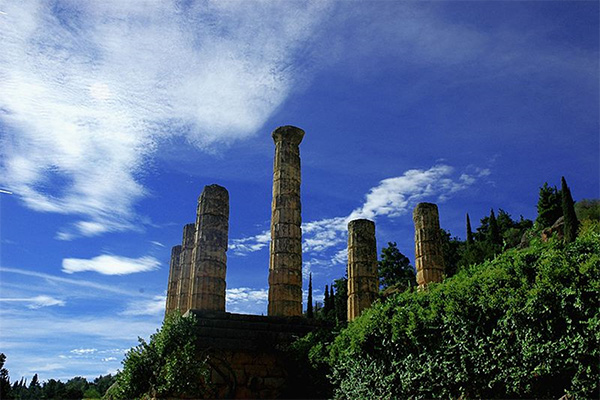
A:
[0,1,332,239]
[70,348,97,355]
[0,295,65,309]
[232,165,490,265]
[120,295,165,316]
[62,254,160,275]
[0,266,142,297]
[225,287,268,315]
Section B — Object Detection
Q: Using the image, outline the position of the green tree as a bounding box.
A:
[0,354,11,400]
[306,273,314,318]
[466,213,474,245]
[561,176,579,243]
[83,387,101,399]
[92,374,115,398]
[333,277,348,326]
[64,377,88,400]
[323,285,330,315]
[112,311,211,399]
[574,198,600,222]
[489,209,501,245]
[26,374,42,400]
[439,229,465,278]
[536,182,562,228]
[378,242,415,291]
[42,379,66,400]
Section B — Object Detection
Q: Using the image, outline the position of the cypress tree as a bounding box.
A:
[489,209,501,246]
[307,273,314,318]
[466,213,474,245]
[323,285,330,314]
[329,285,335,309]
[561,176,579,243]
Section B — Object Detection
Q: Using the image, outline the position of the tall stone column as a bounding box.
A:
[176,223,196,314]
[268,126,304,317]
[347,219,378,322]
[413,203,445,288]
[165,245,182,317]
[190,184,229,312]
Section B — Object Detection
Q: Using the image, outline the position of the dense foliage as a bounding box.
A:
[378,242,416,290]
[328,221,599,398]
[106,311,211,400]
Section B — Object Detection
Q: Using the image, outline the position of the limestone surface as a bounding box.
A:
[268,126,305,317]
[165,245,182,316]
[190,184,229,311]
[347,219,378,321]
[177,223,196,313]
[413,202,445,287]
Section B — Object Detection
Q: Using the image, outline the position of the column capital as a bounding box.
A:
[348,219,375,232]
[272,125,305,146]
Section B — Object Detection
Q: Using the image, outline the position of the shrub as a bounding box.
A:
[329,221,600,398]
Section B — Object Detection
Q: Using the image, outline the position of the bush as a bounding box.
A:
[329,221,600,398]
[107,312,212,400]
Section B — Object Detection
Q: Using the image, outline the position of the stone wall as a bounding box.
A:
[185,310,320,399]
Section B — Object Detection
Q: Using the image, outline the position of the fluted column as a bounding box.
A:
[176,223,196,313]
[413,203,445,287]
[190,184,229,311]
[165,245,182,317]
[268,126,304,317]
[347,219,378,321]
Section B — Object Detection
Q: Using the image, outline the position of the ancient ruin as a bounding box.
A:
[163,125,454,397]
[164,245,181,316]
[190,184,229,311]
[413,202,445,287]
[176,223,196,313]
[347,219,378,321]
[267,125,305,317]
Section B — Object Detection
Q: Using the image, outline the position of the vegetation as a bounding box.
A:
[0,354,116,400]
[107,311,211,400]
[536,182,562,228]
[328,220,599,398]
[561,176,579,243]
[306,273,314,318]
[378,242,416,291]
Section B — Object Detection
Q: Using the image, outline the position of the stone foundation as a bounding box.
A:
[185,310,320,399]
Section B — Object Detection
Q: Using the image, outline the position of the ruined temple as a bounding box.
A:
[163,125,447,397]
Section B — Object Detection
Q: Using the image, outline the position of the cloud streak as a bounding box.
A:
[0,1,332,239]
[0,295,65,309]
[62,254,161,275]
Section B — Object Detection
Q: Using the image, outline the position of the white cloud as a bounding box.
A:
[102,357,117,362]
[225,287,268,315]
[62,254,160,275]
[70,348,97,355]
[0,295,65,309]
[231,164,488,265]
[120,295,166,316]
[0,1,332,239]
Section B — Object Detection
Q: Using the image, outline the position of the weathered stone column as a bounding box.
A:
[268,126,304,317]
[176,223,196,314]
[347,219,378,322]
[165,245,182,317]
[413,203,445,288]
[190,184,229,311]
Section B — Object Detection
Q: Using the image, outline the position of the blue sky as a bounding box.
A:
[0,0,598,383]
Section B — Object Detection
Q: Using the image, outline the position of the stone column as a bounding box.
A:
[268,126,304,317]
[165,245,182,317]
[190,184,229,311]
[176,223,196,314]
[347,219,378,322]
[413,203,445,288]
